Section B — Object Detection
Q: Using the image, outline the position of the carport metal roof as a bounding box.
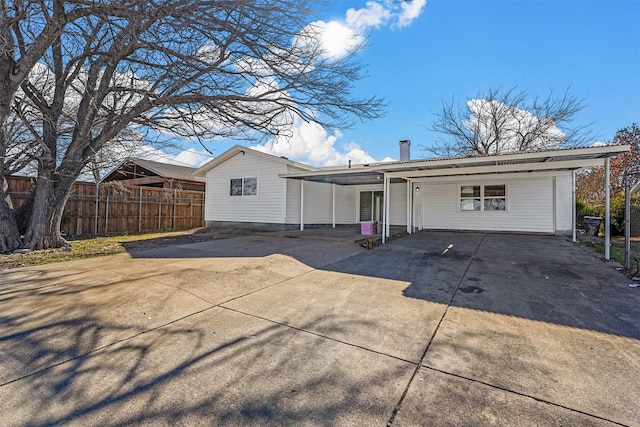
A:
[280,145,629,185]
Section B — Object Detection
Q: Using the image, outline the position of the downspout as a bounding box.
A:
[605,157,611,260]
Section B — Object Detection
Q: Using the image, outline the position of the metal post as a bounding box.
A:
[94,183,99,237]
[332,183,336,228]
[173,189,177,230]
[406,180,411,234]
[138,186,143,232]
[385,175,391,239]
[572,170,576,242]
[300,180,304,231]
[605,157,611,260]
[625,172,631,269]
[159,195,162,230]
[105,196,110,235]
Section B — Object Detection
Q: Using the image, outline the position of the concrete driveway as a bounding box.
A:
[1,231,638,426]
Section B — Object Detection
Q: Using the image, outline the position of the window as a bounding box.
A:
[460,184,506,211]
[230,177,257,196]
[359,191,384,221]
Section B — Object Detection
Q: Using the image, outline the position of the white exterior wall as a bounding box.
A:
[554,171,573,234]
[389,182,408,226]
[414,173,565,233]
[301,181,334,223]
[335,185,357,224]
[285,174,301,224]
[205,151,289,224]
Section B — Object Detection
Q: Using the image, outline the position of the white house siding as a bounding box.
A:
[389,182,408,226]
[285,177,301,224]
[301,181,334,224]
[335,185,358,224]
[204,151,288,224]
[416,174,558,233]
[554,171,573,234]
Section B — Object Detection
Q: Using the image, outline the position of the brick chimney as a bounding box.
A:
[399,140,411,162]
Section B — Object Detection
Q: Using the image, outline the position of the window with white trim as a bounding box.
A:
[230,177,257,196]
[460,184,506,211]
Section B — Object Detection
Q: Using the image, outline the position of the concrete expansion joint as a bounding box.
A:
[421,365,630,427]
[387,234,486,426]
[218,305,418,366]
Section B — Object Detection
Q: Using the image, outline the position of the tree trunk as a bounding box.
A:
[0,177,22,253]
[22,171,70,250]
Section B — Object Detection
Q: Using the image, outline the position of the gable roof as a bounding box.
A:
[105,158,205,183]
[193,145,317,177]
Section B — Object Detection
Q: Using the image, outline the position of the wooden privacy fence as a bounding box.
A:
[7,176,205,237]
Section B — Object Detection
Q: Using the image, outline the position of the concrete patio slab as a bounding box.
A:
[1,307,414,427]
[393,368,619,427]
[1,230,639,426]
[423,307,640,426]
[223,268,448,363]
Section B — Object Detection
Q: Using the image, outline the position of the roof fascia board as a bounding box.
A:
[376,145,629,173]
[385,158,606,179]
[194,145,317,177]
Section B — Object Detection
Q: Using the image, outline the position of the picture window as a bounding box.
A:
[460,184,506,211]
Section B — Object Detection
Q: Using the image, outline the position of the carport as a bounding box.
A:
[282,144,629,259]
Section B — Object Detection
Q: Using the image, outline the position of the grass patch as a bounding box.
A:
[581,237,640,268]
[0,229,203,270]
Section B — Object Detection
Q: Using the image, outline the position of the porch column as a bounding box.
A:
[382,175,387,244]
[385,174,391,239]
[605,157,611,260]
[572,170,577,242]
[300,180,304,231]
[332,183,336,228]
[406,179,412,234]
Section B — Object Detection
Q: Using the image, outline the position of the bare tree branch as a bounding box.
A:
[424,86,594,157]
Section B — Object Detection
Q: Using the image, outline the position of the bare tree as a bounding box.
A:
[0,0,385,252]
[424,86,593,157]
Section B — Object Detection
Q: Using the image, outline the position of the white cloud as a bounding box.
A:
[346,1,392,29]
[396,0,427,28]
[251,117,386,167]
[306,1,427,59]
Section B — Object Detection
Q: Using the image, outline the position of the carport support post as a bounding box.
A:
[386,175,391,238]
[332,183,336,228]
[605,157,611,260]
[406,179,412,234]
[572,170,577,242]
[382,175,387,244]
[300,180,304,231]
[625,172,631,269]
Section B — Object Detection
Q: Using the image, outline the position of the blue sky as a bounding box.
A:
[157,0,640,168]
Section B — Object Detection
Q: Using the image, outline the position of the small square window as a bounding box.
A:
[485,185,505,197]
[243,177,257,195]
[461,185,480,197]
[461,199,481,211]
[230,178,243,196]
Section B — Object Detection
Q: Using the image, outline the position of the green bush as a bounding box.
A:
[577,194,640,236]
